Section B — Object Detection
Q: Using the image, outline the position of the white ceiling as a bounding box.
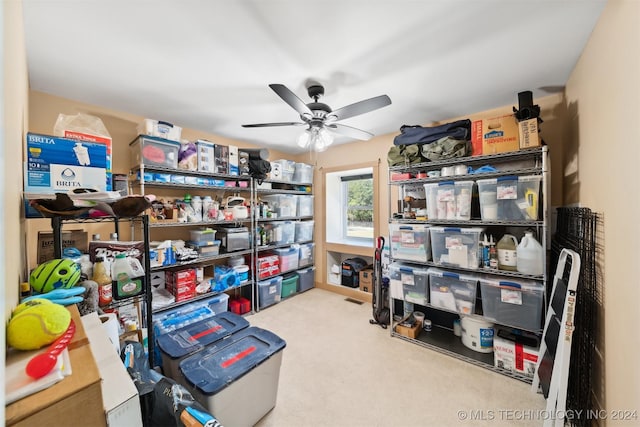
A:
[22,0,606,154]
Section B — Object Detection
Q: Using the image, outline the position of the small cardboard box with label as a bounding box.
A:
[471,115,520,155]
[518,118,540,149]
[359,267,374,293]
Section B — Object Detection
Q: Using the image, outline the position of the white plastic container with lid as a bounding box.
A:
[517,231,544,275]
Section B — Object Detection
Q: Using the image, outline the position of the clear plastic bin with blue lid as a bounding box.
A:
[157,311,249,380]
[178,326,286,427]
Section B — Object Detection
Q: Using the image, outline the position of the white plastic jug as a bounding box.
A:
[517,231,544,275]
[111,254,145,299]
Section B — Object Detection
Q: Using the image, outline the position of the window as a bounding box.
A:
[342,174,374,240]
[325,166,375,246]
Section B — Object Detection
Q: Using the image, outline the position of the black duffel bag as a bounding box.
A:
[393,119,471,146]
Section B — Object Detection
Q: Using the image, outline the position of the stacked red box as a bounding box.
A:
[257,254,280,279]
[165,269,196,302]
[229,296,251,315]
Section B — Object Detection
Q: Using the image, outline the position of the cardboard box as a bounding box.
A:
[359,268,374,293]
[228,145,239,176]
[81,312,143,427]
[88,240,145,264]
[26,132,110,192]
[471,115,520,156]
[214,144,229,175]
[197,139,216,172]
[394,319,421,339]
[5,306,104,427]
[37,230,88,265]
[518,118,540,149]
[493,330,540,378]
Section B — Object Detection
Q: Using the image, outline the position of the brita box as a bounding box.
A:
[25,133,109,192]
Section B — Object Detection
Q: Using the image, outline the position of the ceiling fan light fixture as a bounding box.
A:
[297,129,312,148]
[297,126,334,152]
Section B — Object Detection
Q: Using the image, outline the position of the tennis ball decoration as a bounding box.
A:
[30,258,81,294]
[7,298,71,350]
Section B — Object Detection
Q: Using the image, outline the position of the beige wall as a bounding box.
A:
[565,0,640,420]
[3,0,29,419]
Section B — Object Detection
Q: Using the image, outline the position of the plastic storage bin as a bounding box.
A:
[423,183,438,220]
[477,175,541,221]
[137,119,182,141]
[178,326,286,427]
[270,159,296,182]
[429,226,485,269]
[189,228,217,245]
[207,292,230,315]
[293,162,313,183]
[479,277,544,331]
[428,269,478,315]
[389,223,431,263]
[388,263,429,305]
[274,247,299,272]
[430,180,474,220]
[258,276,283,309]
[297,266,315,292]
[295,220,314,242]
[157,311,249,381]
[281,273,299,298]
[296,195,314,217]
[270,221,295,244]
[130,135,180,169]
[261,194,297,217]
[298,242,315,267]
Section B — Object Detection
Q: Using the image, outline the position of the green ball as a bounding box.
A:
[7,299,71,350]
[30,258,81,294]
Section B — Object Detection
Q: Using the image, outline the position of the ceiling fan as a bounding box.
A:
[242,82,392,151]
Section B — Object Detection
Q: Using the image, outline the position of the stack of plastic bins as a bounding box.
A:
[428,268,478,315]
[297,266,315,292]
[179,327,287,427]
[478,277,544,331]
[258,275,283,309]
[388,263,429,306]
[429,226,485,269]
[281,273,299,299]
[389,223,431,263]
[157,311,249,381]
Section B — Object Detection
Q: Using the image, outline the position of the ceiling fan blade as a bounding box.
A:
[269,84,313,117]
[326,123,374,141]
[328,94,391,122]
[242,122,306,128]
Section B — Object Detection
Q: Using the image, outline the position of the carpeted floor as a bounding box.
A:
[247,288,546,427]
